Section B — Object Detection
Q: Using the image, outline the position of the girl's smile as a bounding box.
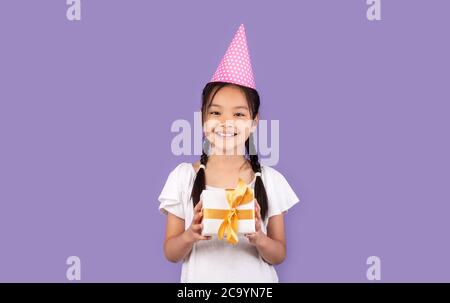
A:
[214,129,238,137]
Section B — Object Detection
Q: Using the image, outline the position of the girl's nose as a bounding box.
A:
[218,113,235,125]
[218,117,235,128]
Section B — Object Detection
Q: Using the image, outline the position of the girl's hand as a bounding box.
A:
[245,199,266,246]
[185,200,212,243]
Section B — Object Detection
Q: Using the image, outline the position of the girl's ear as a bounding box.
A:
[250,115,259,133]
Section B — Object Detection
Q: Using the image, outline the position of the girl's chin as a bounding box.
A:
[209,143,246,155]
[205,133,248,152]
[211,139,245,146]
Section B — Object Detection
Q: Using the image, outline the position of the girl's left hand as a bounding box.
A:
[245,199,266,246]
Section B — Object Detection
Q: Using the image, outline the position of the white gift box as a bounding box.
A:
[200,189,255,237]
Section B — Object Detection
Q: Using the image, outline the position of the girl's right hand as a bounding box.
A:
[185,200,212,243]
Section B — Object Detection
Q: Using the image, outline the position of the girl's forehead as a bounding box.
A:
[209,86,248,108]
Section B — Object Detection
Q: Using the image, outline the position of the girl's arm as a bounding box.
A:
[164,201,211,263]
[246,202,287,265]
[256,214,286,265]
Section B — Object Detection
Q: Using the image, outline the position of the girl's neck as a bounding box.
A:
[207,154,248,170]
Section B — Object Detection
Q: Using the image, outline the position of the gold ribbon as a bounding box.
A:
[203,178,254,245]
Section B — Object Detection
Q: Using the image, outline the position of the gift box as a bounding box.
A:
[201,178,255,244]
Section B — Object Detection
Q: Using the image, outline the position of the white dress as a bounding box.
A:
[157,162,300,283]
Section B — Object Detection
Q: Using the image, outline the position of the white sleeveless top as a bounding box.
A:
[157,162,300,283]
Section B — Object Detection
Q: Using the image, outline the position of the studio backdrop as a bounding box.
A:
[0,0,449,282]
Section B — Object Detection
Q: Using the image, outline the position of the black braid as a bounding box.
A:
[246,134,269,219]
[191,150,209,208]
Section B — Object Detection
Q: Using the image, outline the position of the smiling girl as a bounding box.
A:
[158,24,300,282]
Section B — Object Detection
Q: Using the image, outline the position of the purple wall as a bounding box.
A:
[0,0,449,282]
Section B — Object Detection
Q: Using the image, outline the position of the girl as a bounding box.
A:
[157,24,300,282]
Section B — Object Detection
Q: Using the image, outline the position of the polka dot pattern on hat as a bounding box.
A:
[211,24,256,89]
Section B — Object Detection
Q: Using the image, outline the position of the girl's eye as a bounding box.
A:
[209,111,221,116]
[234,113,246,117]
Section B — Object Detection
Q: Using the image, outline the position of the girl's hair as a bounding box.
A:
[190,81,269,219]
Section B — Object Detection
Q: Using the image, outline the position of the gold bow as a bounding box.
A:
[203,178,254,245]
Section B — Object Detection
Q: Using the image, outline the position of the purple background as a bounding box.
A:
[1,0,449,282]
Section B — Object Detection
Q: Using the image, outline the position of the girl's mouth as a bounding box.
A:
[215,131,238,138]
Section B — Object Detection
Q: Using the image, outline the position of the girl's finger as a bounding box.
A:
[254,204,261,220]
[195,209,204,220]
[198,235,212,241]
[192,213,201,224]
[256,217,262,229]
[193,211,199,220]
[191,223,202,232]
[256,208,261,220]
[194,200,203,212]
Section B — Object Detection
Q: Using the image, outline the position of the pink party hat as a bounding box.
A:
[211,24,256,89]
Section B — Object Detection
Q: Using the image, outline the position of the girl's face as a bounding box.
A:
[203,85,258,155]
